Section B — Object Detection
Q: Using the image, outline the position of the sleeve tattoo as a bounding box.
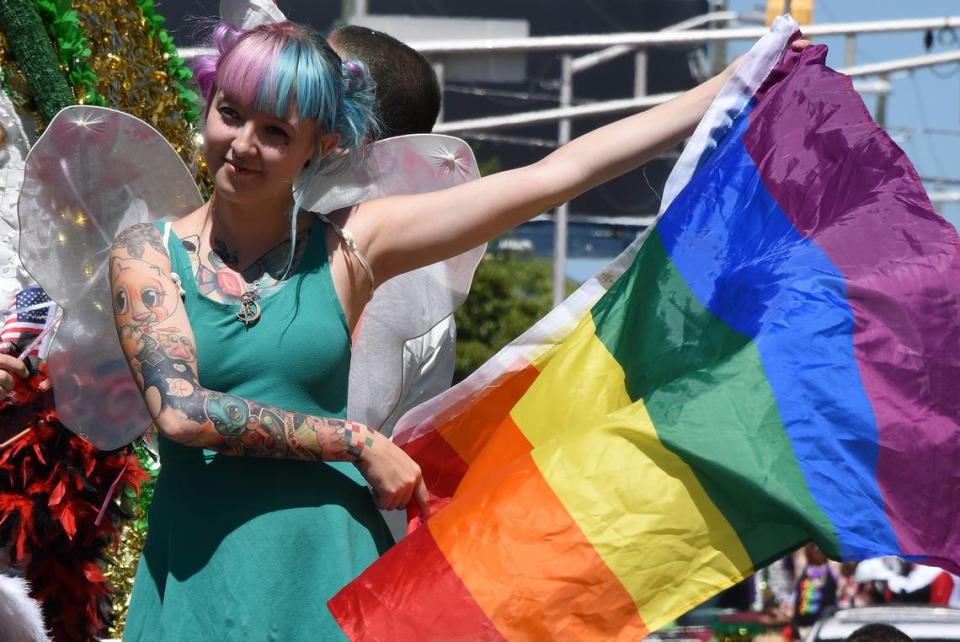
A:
[109,223,376,461]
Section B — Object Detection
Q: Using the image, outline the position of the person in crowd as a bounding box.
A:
[837,561,884,608]
[887,561,945,603]
[0,353,27,398]
[792,543,838,640]
[111,19,810,639]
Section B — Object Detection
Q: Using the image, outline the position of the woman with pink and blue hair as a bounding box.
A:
[112,18,808,640]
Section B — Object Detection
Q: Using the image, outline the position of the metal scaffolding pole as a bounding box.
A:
[552,55,573,307]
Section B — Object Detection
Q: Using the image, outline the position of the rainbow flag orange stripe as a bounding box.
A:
[330,19,960,641]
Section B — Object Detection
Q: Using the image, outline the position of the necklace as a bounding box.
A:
[206,198,263,326]
[236,279,262,325]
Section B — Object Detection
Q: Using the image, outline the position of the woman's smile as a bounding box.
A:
[222,157,258,175]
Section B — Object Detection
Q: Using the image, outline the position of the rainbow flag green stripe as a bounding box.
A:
[593,229,838,563]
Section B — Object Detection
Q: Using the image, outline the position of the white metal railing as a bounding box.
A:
[175,16,960,63]
[434,49,960,135]
[842,49,960,76]
[434,92,679,135]
[406,17,960,54]
[569,10,739,73]
[543,10,738,302]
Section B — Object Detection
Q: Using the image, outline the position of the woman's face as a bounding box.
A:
[203,90,331,203]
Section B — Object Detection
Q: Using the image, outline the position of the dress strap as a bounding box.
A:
[318,213,375,289]
[158,221,185,297]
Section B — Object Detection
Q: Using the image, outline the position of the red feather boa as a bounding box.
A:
[0,364,148,641]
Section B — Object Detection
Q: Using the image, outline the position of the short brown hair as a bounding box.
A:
[329,25,441,139]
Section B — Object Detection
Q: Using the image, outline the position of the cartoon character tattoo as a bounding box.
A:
[110,256,180,327]
[205,391,250,436]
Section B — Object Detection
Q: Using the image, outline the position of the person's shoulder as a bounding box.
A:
[170,205,207,239]
[110,222,171,267]
[323,205,354,229]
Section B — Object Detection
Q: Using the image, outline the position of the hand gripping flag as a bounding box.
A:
[329,18,960,641]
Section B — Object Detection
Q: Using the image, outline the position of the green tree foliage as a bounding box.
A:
[454,253,563,382]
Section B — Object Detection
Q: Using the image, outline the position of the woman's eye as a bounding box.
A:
[114,288,127,314]
[218,106,239,121]
[141,288,162,307]
[266,125,289,139]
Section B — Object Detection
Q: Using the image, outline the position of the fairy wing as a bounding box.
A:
[219,0,285,29]
[18,106,203,450]
[0,90,34,306]
[300,134,485,434]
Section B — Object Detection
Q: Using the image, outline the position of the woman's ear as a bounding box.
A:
[318,132,342,158]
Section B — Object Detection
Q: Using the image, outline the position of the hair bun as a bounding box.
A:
[341,59,373,94]
[215,22,243,55]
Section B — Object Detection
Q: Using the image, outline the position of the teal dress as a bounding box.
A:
[124,223,393,641]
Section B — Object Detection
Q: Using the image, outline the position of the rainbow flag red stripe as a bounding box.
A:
[330,19,960,641]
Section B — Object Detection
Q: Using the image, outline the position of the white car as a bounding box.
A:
[808,606,960,641]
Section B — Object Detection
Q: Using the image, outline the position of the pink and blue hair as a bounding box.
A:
[193,21,377,158]
[193,21,378,275]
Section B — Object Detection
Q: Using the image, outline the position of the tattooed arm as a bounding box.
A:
[109,222,427,511]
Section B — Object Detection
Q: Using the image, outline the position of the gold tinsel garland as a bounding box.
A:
[103,499,150,639]
[73,0,196,167]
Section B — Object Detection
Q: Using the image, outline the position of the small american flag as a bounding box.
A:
[0,287,53,357]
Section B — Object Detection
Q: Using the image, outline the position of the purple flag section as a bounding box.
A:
[744,46,960,569]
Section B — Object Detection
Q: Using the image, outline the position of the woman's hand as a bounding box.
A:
[725,38,813,79]
[0,354,28,396]
[355,431,429,516]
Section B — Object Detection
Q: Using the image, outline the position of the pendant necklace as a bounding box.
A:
[207,198,263,326]
[236,279,262,326]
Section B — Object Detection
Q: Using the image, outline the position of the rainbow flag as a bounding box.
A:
[330,19,960,641]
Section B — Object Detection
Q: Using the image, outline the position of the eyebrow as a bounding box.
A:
[217,93,300,131]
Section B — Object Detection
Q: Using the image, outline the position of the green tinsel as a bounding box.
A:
[34,0,107,106]
[134,0,201,124]
[0,0,73,122]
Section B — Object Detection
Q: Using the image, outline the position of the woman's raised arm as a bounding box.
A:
[108,222,426,511]
[350,53,755,284]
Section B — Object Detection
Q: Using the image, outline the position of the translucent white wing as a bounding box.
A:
[300,134,485,433]
[219,0,287,30]
[18,106,203,450]
[0,90,34,305]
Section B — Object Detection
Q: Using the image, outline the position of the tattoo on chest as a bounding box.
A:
[212,237,239,267]
[180,232,310,304]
